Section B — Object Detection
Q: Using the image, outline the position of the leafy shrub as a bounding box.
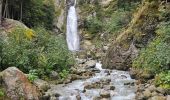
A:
[105,9,131,34]
[84,17,103,34]
[155,71,170,89]
[59,69,69,79]
[133,22,170,74]
[28,70,38,82]
[0,27,74,78]
[0,89,4,97]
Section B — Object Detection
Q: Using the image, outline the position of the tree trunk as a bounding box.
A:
[0,0,3,26]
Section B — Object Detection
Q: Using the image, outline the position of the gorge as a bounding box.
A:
[0,0,170,100]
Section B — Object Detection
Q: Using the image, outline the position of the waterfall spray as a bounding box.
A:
[66,0,80,51]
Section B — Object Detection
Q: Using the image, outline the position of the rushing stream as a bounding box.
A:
[46,66,136,100]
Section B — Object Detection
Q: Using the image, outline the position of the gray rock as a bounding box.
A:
[50,71,59,79]
[156,87,166,94]
[76,58,87,64]
[33,79,50,92]
[143,89,152,98]
[148,85,156,92]
[100,90,110,98]
[110,85,115,90]
[85,60,96,68]
[1,67,40,100]
[149,96,166,100]
[167,95,170,100]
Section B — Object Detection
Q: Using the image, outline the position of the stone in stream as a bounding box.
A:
[75,58,87,64]
[100,90,110,98]
[167,95,170,100]
[85,60,96,68]
[156,87,166,94]
[143,89,152,98]
[149,96,166,100]
[110,85,115,90]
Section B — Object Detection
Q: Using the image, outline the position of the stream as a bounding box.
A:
[46,65,136,100]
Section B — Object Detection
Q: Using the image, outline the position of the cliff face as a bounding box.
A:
[103,0,160,70]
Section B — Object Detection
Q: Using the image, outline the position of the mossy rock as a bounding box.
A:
[103,1,159,70]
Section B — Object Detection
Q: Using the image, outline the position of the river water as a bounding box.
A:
[47,68,136,100]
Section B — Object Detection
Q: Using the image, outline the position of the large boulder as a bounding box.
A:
[1,67,41,100]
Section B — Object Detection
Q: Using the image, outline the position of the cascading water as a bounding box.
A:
[66,0,80,51]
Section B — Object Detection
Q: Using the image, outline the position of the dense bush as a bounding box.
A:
[84,17,103,34]
[104,9,131,34]
[0,27,74,78]
[132,22,170,74]
[155,71,170,89]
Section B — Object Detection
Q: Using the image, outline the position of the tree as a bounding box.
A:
[0,0,2,26]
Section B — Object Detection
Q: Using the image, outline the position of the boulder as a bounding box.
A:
[149,96,166,100]
[33,79,50,92]
[49,71,59,80]
[100,90,110,98]
[85,60,96,68]
[143,89,152,98]
[110,85,115,90]
[1,67,40,100]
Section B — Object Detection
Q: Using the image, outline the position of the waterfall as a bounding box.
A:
[66,0,80,51]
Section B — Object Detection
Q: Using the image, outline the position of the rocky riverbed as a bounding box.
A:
[42,57,137,100]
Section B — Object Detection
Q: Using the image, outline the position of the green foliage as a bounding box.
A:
[28,70,38,82]
[59,69,69,79]
[117,0,141,11]
[3,0,55,30]
[84,17,103,34]
[155,71,170,89]
[0,27,74,78]
[22,0,55,30]
[0,89,4,97]
[133,22,170,74]
[105,9,131,34]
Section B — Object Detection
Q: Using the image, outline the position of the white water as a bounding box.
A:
[66,2,80,51]
[46,68,136,100]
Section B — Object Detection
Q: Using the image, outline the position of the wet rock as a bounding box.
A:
[50,96,57,100]
[1,67,40,100]
[93,96,102,100]
[151,91,158,97]
[40,94,50,100]
[167,95,170,100]
[156,87,166,94]
[49,71,59,80]
[85,60,96,68]
[33,79,50,92]
[143,89,152,98]
[70,74,83,81]
[63,78,71,84]
[70,67,86,75]
[103,46,109,51]
[100,90,110,98]
[76,94,81,100]
[100,98,110,100]
[76,58,87,64]
[110,85,115,90]
[148,85,156,92]
[149,96,166,100]
[124,82,135,86]
[110,91,118,96]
